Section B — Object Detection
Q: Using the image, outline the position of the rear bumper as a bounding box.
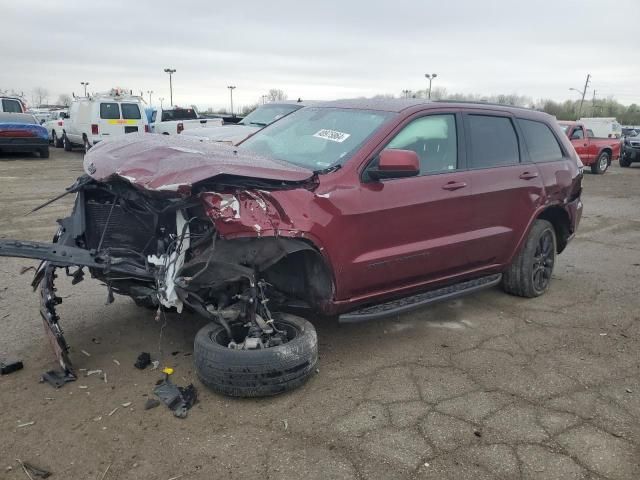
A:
[566,196,583,242]
[0,137,48,152]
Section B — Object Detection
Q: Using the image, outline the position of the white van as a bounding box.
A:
[63,91,149,152]
[578,117,622,139]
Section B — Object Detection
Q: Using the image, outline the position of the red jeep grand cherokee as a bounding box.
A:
[0,99,583,397]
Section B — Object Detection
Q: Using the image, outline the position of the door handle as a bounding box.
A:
[442,181,467,191]
[519,171,539,180]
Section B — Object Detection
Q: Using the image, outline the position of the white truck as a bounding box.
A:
[63,90,149,152]
[149,106,221,135]
[578,117,622,139]
[45,109,69,148]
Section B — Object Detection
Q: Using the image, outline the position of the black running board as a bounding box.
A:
[339,273,502,324]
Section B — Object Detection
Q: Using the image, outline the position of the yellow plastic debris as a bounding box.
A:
[162,367,174,375]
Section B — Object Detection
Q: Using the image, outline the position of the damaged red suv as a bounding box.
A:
[0,99,583,397]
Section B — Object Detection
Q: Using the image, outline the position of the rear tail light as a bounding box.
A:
[91,124,99,135]
[177,122,184,134]
[144,124,149,133]
[58,121,63,126]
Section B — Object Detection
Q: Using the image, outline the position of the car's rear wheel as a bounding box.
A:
[194,313,318,397]
[63,133,72,151]
[52,131,63,148]
[502,219,556,298]
[39,147,50,159]
[591,152,610,174]
[620,154,631,167]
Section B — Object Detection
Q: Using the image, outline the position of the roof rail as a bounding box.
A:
[432,100,534,111]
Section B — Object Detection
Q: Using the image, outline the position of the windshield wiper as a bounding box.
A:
[247,121,268,127]
[313,164,342,175]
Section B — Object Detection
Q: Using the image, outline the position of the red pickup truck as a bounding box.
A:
[558,121,621,174]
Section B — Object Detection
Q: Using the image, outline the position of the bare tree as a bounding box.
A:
[57,94,72,106]
[267,89,287,102]
[32,87,49,107]
[242,103,259,115]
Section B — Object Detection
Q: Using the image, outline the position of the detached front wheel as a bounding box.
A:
[194,313,318,397]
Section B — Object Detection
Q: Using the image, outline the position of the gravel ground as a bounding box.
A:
[1,148,639,479]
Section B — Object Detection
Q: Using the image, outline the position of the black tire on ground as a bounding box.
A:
[39,147,50,158]
[502,219,556,298]
[63,133,72,151]
[620,154,631,167]
[591,151,610,174]
[194,313,318,397]
[52,131,63,148]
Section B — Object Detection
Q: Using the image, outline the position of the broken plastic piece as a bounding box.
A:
[16,459,51,479]
[41,369,76,389]
[162,367,174,375]
[144,398,160,410]
[153,379,197,418]
[134,352,151,370]
[1,359,24,375]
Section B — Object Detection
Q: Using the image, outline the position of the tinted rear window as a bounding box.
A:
[161,109,198,121]
[0,112,36,124]
[467,115,519,168]
[2,99,23,113]
[518,119,564,163]
[121,103,141,120]
[100,103,120,119]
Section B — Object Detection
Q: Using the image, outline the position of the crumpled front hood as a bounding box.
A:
[83,133,313,192]
[181,124,260,145]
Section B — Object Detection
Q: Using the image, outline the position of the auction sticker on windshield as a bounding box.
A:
[313,129,351,143]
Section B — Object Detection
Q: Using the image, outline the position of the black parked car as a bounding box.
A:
[620,132,640,167]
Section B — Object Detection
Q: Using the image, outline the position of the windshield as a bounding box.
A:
[161,108,198,121]
[240,107,394,170]
[239,104,302,127]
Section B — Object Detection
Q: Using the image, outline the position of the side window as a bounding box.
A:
[467,115,520,168]
[121,103,142,119]
[2,99,23,113]
[571,127,584,140]
[100,103,120,119]
[518,119,564,163]
[151,111,157,123]
[587,129,595,138]
[385,114,457,175]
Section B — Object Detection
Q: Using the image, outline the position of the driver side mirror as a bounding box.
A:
[369,149,420,181]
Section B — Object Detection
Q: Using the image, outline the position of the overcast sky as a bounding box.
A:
[3,0,638,110]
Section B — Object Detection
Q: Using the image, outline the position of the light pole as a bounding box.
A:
[402,89,411,99]
[147,90,153,106]
[569,74,591,119]
[164,68,176,106]
[80,82,89,96]
[227,85,236,116]
[159,97,165,109]
[424,73,437,99]
[262,94,267,105]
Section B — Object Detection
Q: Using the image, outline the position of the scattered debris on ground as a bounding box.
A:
[134,352,151,370]
[144,398,160,410]
[1,359,23,375]
[154,379,197,419]
[17,421,35,428]
[15,458,51,479]
[40,370,76,389]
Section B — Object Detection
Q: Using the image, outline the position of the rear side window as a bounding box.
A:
[2,99,23,113]
[100,103,120,119]
[518,119,564,163]
[121,103,141,119]
[161,108,198,121]
[467,115,519,168]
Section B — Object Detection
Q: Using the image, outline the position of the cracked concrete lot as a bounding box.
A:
[1,149,639,479]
